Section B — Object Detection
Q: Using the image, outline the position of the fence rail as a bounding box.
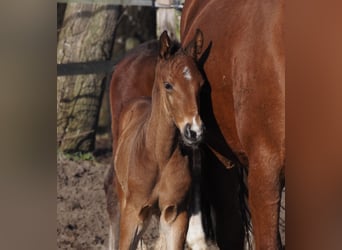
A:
[57,0,184,9]
[57,61,117,76]
[57,0,183,76]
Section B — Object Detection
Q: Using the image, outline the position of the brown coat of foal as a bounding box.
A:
[113,30,204,249]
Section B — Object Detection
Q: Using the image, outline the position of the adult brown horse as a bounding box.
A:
[109,30,205,249]
[181,0,285,249]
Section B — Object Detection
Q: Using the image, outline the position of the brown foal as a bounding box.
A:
[113,30,204,250]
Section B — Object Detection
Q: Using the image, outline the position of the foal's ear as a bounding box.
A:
[159,31,171,59]
[184,29,203,61]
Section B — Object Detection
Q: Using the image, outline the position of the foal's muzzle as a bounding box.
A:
[182,122,205,146]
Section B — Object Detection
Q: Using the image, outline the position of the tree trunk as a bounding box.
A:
[57,3,120,152]
[57,3,67,40]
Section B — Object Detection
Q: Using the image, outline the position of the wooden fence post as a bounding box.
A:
[156,0,181,41]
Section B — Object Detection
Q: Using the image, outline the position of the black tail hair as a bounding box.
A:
[187,144,253,247]
[190,146,217,242]
[237,163,253,249]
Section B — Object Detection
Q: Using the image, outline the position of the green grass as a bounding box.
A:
[61,151,95,161]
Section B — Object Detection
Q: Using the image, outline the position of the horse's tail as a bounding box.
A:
[237,163,253,249]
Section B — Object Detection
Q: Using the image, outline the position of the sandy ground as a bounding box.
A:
[57,137,285,250]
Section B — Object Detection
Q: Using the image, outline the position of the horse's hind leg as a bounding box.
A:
[186,213,207,250]
[160,205,188,250]
[104,164,120,250]
[248,150,283,250]
[186,185,207,250]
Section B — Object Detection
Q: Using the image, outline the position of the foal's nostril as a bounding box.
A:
[185,123,198,140]
[190,130,197,139]
[185,123,192,139]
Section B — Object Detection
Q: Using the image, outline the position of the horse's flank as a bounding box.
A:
[114,98,153,198]
[181,0,285,249]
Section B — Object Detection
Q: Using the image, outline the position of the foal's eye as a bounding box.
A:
[164,82,173,90]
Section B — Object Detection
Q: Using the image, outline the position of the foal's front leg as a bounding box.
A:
[160,205,189,250]
[158,149,191,249]
[119,203,152,250]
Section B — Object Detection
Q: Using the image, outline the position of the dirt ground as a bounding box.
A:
[57,151,110,250]
[56,150,216,249]
[57,136,285,250]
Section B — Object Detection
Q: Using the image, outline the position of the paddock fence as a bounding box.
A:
[57,0,183,76]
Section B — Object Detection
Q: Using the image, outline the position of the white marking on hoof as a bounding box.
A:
[108,225,114,250]
[186,213,207,250]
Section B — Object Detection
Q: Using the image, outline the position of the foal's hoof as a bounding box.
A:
[186,213,208,250]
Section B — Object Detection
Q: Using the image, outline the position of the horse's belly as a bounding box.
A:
[202,51,248,165]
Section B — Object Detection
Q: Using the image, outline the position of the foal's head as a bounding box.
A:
[155,30,205,147]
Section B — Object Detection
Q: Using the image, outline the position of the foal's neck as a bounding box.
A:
[147,80,177,165]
